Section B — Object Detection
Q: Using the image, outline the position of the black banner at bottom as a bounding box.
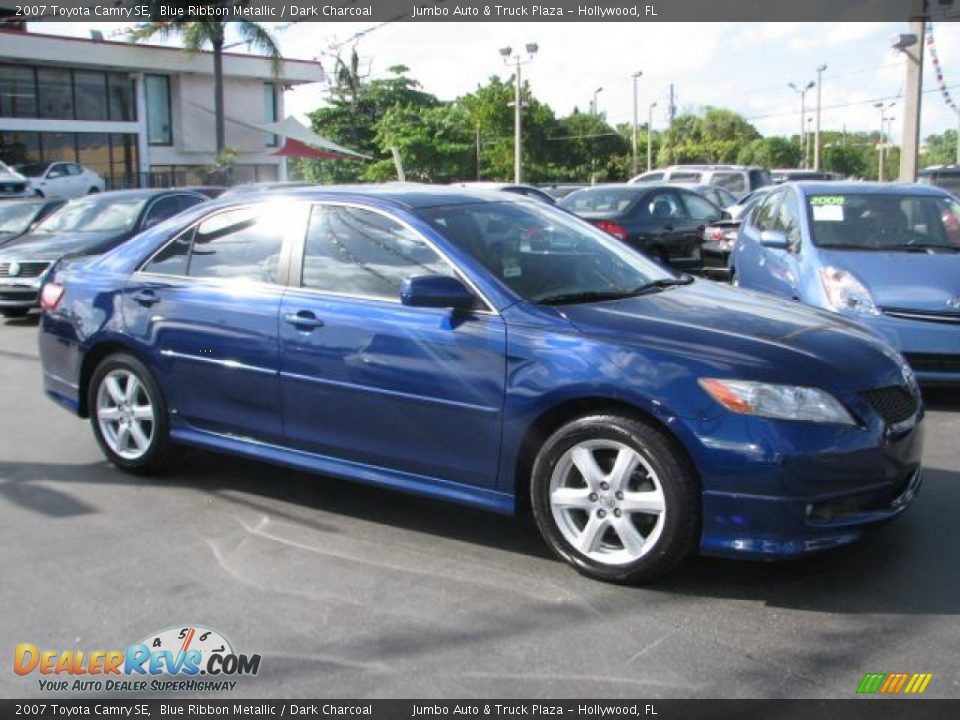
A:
[0,700,958,720]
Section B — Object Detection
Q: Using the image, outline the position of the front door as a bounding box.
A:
[279,202,507,489]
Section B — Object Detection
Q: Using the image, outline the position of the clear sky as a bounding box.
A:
[34,21,960,143]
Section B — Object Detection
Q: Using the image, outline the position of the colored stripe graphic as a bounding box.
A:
[857,673,886,693]
[858,672,932,694]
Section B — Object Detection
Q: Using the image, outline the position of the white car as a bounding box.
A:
[0,161,31,198]
[15,162,105,199]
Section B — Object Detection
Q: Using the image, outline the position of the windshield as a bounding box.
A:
[15,163,48,177]
[35,195,146,234]
[0,202,42,233]
[807,193,960,251]
[0,161,20,176]
[420,200,674,304]
[558,187,644,213]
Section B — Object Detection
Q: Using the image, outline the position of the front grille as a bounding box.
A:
[883,307,960,324]
[0,183,26,194]
[0,261,49,278]
[860,386,919,426]
[904,353,960,374]
[0,289,38,301]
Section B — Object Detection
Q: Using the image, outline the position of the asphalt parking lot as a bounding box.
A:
[1,316,958,700]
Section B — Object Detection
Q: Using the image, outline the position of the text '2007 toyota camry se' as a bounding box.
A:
[37,186,923,583]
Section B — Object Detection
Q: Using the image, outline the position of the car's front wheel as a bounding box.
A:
[89,353,173,474]
[531,414,699,584]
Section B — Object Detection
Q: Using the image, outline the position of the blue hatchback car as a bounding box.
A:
[38,186,923,583]
[732,182,960,383]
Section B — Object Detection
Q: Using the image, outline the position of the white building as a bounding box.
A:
[0,27,325,187]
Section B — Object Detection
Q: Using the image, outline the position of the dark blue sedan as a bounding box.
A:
[38,186,924,583]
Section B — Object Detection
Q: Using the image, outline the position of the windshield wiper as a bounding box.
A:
[536,275,694,306]
[898,244,960,253]
[629,273,696,296]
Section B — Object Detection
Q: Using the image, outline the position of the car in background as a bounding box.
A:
[0,161,30,198]
[680,183,739,209]
[725,186,775,220]
[629,165,773,198]
[538,183,590,200]
[15,162,106,198]
[700,186,777,277]
[732,182,960,383]
[38,185,923,583]
[449,182,556,204]
[559,183,725,270]
[0,198,66,245]
[220,181,312,197]
[176,186,227,199]
[0,189,205,317]
[772,169,843,184]
[918,165,960,196]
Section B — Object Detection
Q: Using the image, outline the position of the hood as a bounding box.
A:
[0,166,26,182]
[819,248,960,312]
[556,280,908,393]
[0,230,125,261]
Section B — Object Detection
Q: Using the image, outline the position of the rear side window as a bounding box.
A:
[642,191,685,220]
[301,204,455,300]
[143,229,192,276]
[188,208,284,283]
[559,188,643,213]
[753,192,782,231]
[750,169,773,188]
[680,191,720,221]
[711,172,746,194]
[666,171,702,183]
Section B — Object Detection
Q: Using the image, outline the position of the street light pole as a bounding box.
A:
[806,117,813,168]
[789,80,815,168]
[875,101,895,181]
[647,101,657,172]
[499,43,538,184]
[631,71,642,177]
[814,64,827,171]
[593,86,604,116]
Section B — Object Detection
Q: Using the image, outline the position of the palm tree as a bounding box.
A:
[130,14,283,154]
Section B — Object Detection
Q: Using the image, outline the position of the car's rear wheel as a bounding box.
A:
[89,354,173,474]
[531,414,699,584]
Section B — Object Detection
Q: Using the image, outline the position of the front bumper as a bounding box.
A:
[679,400,925,559]
[853,311,960,384]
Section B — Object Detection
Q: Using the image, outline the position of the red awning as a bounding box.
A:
[270,137,360,161]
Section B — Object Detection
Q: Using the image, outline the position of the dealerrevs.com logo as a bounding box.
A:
[14,625,261,693]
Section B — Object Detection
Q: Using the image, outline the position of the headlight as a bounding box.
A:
[819,266,879,315]
[699,378,855,425]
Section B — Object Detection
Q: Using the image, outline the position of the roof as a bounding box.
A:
[220,183,541,210]
[789,181,948,196]
[72,189,203,201]
[0,29,324,84]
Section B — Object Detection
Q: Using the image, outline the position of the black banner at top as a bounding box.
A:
[0,0,955,23]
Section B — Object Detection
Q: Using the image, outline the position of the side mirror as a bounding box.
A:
[401,274,475,310]
[760,229,789,250]
[720,210,732,220]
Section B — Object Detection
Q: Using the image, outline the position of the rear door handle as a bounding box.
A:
[131,289,159,306]
[284,310,324,330]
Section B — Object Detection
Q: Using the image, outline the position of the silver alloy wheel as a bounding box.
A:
[549,439,666,565]
[96,369,155,461]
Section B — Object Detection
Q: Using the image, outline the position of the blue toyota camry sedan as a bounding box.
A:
[38,186,923,583]
[732,182,960,383]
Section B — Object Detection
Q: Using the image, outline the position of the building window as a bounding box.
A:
[37,68,74,119]
[145,74,172,146]
[108,73,135,121]
[74,70,109,121]
[0,131,42,165]
[263,82,279,147]
[0,64,38,118]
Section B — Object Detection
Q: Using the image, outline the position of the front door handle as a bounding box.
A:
[284,310,324,330]
[131,289,159,306]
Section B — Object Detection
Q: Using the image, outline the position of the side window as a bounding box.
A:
[302,204,456,300]
[177,194,205,212]
[143,228,192,276]
[771,191,802,251]
[680,191,720,221]
[67,164,83,176]
[711,172,746,195]
[47,163,66,178]
[643,191,685,220]
[143,197,183,228]
[188,207,285,283]
[753,192,782,232]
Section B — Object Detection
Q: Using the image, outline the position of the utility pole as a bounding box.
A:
[814,64,827,171]
[789,80,815,168]
[668,84,676,125]
[806,117,813,168]
[875,101,896,181]
[648,101,658,171]
[475,124,481,181]
[956,113,960,165]
[897,4,925,182]
[499,43,538,184]
[631,71,642,176]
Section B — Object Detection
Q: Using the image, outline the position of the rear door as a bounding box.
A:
[278,201,507,489]
[124,202,304,443]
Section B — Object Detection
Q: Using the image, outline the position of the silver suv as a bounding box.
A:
[629,165,773,199]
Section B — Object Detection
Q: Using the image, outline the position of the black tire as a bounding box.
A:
[33,189,44,198]
[0,308,29,318]
[530,414,699,584]
[88,353,174,475]
[87,187,100,194]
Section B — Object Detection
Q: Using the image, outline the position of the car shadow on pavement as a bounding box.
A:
[1,451,958,615]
